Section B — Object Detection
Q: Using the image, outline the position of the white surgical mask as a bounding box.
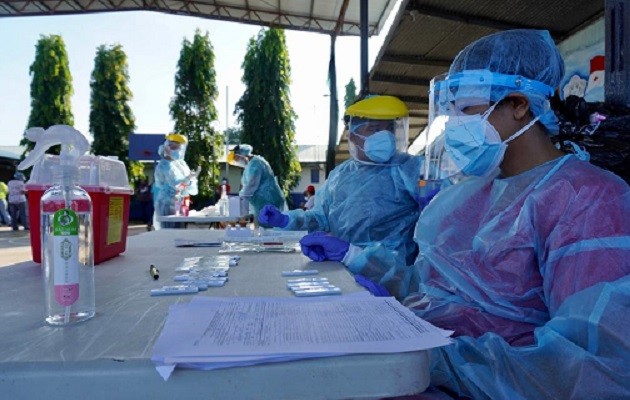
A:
[443,104,539,176]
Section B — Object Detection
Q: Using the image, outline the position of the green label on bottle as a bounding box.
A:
[53,209,79,237]
[52,209,80,306]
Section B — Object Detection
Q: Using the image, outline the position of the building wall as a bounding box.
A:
[558,18,605,102]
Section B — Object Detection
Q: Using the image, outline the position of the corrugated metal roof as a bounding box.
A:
[0,0,397,37]
[335,0,606,162]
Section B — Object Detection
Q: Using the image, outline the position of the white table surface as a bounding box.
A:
[0,229,430,400]
[156,214,247,223]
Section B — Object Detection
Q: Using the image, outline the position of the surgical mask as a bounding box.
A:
[304,195,310,200]
[443,104,539,176]
[169,149,183,160]
[232,156,248,168]
[351,130,396,163]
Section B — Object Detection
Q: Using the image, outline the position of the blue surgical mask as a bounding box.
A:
[443,104,539,176]
[170,149,182,160]
[351,130,397,163]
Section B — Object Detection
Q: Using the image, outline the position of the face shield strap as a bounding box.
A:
[440,70,555,114]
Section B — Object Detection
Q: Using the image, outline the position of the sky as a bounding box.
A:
[0,8,397,147]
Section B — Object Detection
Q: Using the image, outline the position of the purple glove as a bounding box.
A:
[354,275,390,297]
[258,204,289,228]
[299,231,349,262]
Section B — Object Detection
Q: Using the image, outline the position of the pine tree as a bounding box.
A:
[22,34,74,159]
[235,28,301,196]
[344,78,357,109]
[170,29,219,206]
[89,44,142,182]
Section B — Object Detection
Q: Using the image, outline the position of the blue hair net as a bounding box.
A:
[235,144,253,157]
[449,29,565,134]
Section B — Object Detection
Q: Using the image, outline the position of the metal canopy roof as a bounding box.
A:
[335,0,605,163]
[0,0,397,37]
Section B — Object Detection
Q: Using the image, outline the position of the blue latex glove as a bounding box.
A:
[258,204,289,228]
[354,275,390,297]
[416,187,440,209]
[299,231,349,262]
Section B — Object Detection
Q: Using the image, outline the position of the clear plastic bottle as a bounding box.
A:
[17,125,95,326]
[41,174,95,325]
[218,184,229,216]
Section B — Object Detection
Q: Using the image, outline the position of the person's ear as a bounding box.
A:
[504,93,531,121]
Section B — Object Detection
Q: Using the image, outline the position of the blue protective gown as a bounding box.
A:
[239,155,285,217]
[283,152,423,267]
[153,158,198,229]
[353,155,630,399]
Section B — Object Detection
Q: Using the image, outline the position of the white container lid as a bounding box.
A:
[26,154,132,194]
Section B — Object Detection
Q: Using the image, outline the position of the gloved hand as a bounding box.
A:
[416,187,440,209]
[354,274,390,297]
[187,166,202,180]
[258,204,289,228]
[299,231,349,262]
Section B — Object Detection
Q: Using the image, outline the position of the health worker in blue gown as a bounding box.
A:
[298,29,630,399]
[259,95,423,273]
[153,133,199,229]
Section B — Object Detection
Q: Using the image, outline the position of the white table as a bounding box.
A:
[156,214,252,229]
[0,229,430,399]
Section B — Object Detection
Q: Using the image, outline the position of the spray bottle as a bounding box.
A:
[218,183,229,216]
[18,125,95,326]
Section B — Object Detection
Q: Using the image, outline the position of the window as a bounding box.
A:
[310,168,320,183]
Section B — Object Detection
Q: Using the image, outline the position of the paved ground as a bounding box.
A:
[0,223,150,266]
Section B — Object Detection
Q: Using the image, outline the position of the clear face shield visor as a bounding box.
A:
[347,115,409,164]
[421,70,554,181]
[227,151,248,168]
[162,140,186,160]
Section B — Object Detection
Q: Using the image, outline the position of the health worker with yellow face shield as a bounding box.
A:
[260,95,424,276]
[152,134,199,229]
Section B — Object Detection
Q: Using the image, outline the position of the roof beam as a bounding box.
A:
[372,73,431,87]
[381,53,451,67]
[407,1,563,39]
[397,95,429,106]
[556,10,605,41]
[333,0,351,37]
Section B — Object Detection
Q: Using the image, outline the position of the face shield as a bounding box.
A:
[227,150,248,168]
[161,133,187,161]
[163,140,186,161]
[347,116,409,164]
[421,70,555,181]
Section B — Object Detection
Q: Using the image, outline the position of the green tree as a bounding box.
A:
[344,78,357,109]
[235,29,301,196]
[224,126,242,145]
[89,44,142,182]
[22,34,74,158]
[170,29,219,206]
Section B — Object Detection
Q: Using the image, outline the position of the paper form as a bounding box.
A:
[152,295,452,380]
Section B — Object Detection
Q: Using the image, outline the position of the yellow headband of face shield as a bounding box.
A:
[345,96,409,120]
[227,151,236,164]
[165,133,187,144]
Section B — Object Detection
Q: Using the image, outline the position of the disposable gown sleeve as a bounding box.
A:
[342,158,424,299]
[239,162,262,198]
[282,177,332,232]
[430,275,630,400]
[425,166,630,399]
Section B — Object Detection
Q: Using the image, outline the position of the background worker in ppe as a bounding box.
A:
[299,30,630,399]
[152,133,199,229]
[260,95,423,276]
[228,144,285,224]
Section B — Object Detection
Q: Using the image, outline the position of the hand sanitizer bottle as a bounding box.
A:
[218,184,229,216]
[19,125,95,326]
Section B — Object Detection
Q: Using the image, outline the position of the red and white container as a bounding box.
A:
[26,155,133,264]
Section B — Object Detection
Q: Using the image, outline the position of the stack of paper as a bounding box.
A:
[151,295,452,380]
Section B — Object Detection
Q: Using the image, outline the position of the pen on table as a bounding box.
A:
[150,264,159,280]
